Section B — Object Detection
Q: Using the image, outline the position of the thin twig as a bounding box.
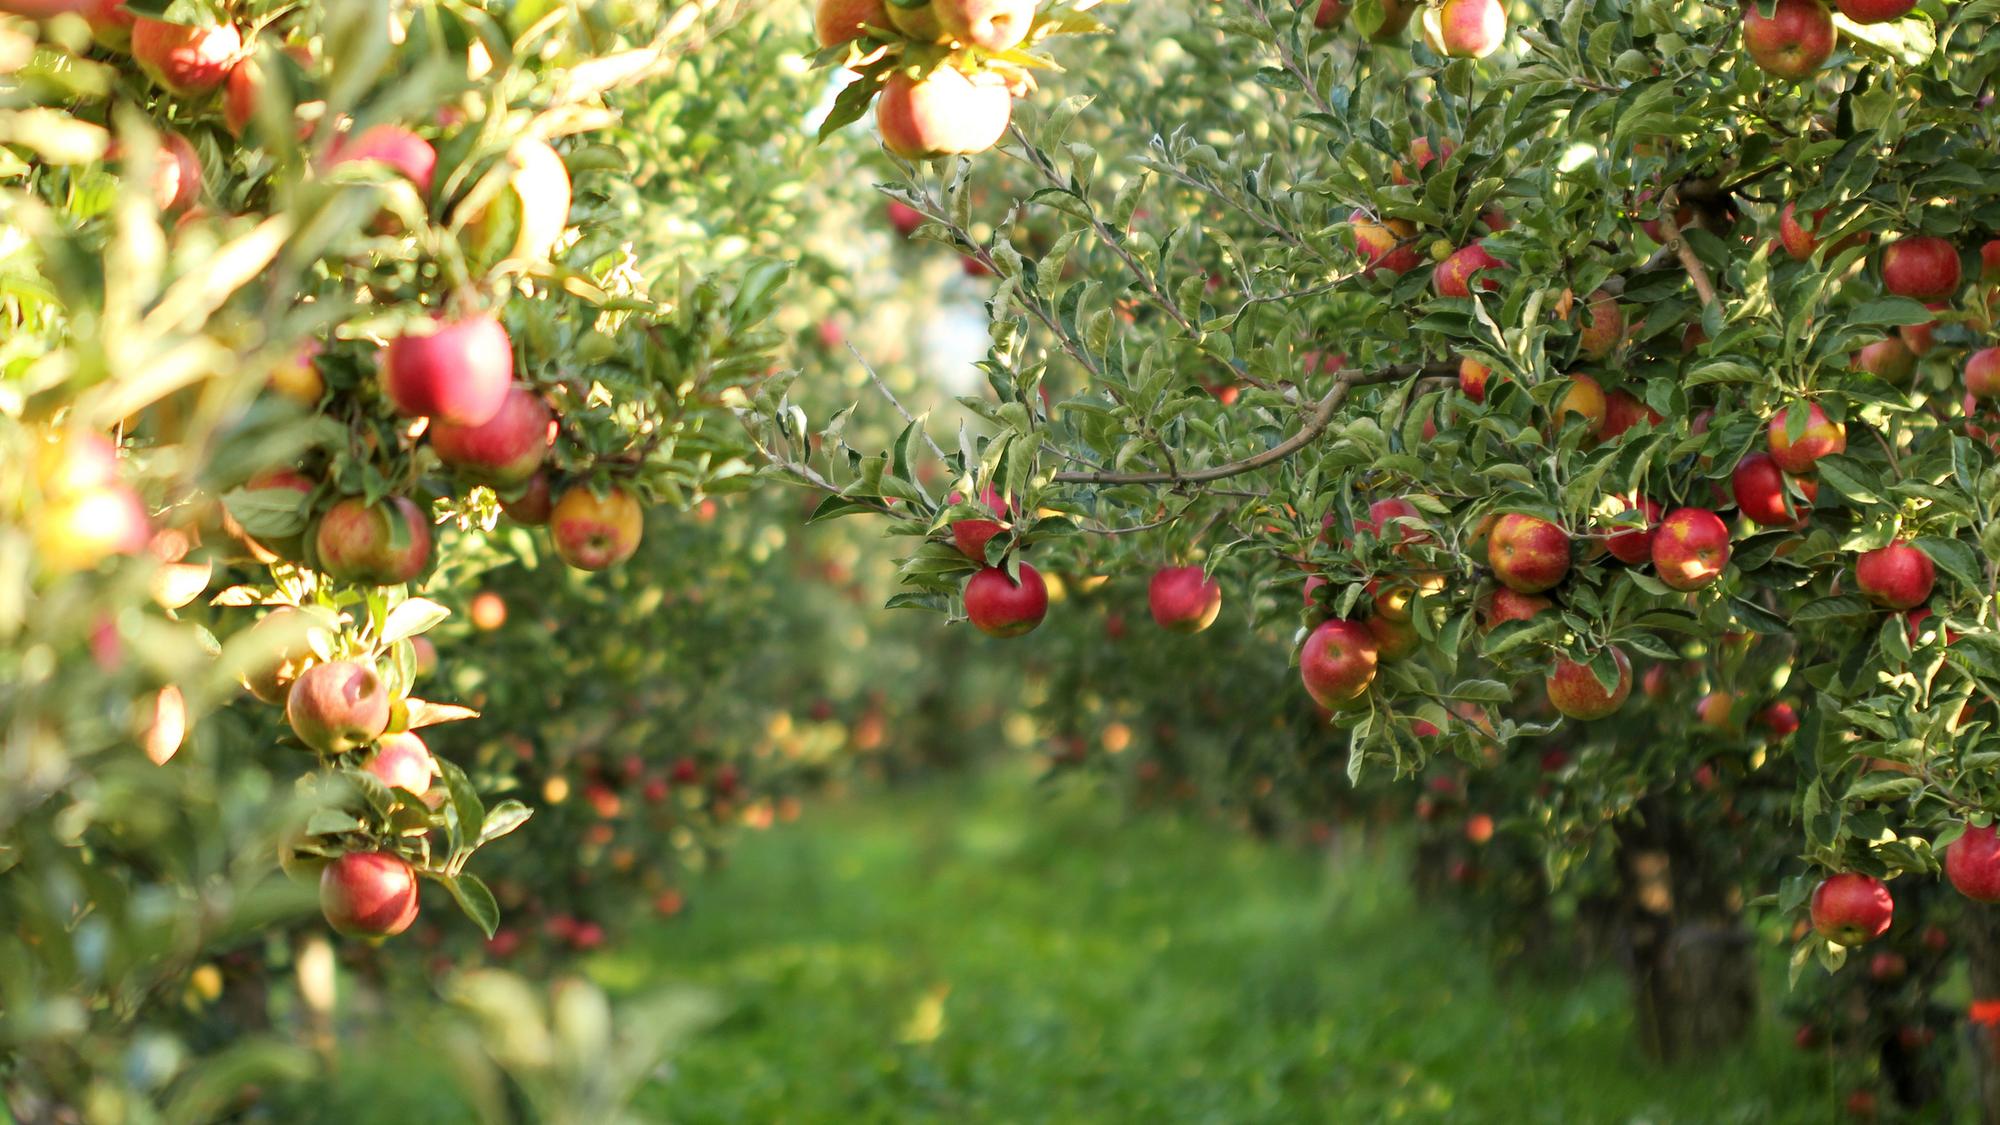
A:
[849,343,949,463]
[1658,188,1719,310]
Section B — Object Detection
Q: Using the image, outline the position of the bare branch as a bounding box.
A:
[1658,187,1719,310]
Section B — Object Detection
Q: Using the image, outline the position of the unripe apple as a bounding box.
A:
[1880,235,1961,301]
[320,851,420,938]
[964,563,1048,637]
[382,313,513,427]
[1809,872,1892,945]
[1602,495,1662,564]
[934,0,1037,51]
[315,495,433,586]
[1545,647,1631,721]
[815,0,890,46]
[1651,508,1730,591]
[1433,240,1503,298]
[365,731,435,797]
[1479,586,1550,630]
[237,605,317,704]
[462,138,573,266]
[1300,619,1379,709]
[429,383,553,487]
[1966,347,2000,399]
[1854,541,1934,610]
[286,659,390,755]
[502,471,553,526]
[131,18,240,97]
[875,67,1012,159]
[1597,388,1661,441]
[1351,211,1423,277]
[1852,337,1915,385]
[1766,402,1844,473]
[270,339,324,405]
[1732,452,1815,527]
[550,484,644,570]
[1420,0,1504,58]
[1149,566,1222,633]
[1946,822,2000,902]
[1740,0,1833,80]
[1487,513,1570,593]
[1554,373,1608,435]
[324,124,438,196]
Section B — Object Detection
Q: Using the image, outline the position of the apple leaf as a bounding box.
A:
[379,598,451,648]
[405,699,481,729]
[440,872,500,939]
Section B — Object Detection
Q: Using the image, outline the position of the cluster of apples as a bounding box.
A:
[1312,0,1508,59]
[813,0,1041,159]
[1742,0,1916,81]
[1295,498,1446,713]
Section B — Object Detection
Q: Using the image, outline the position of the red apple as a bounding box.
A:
[1901,304,1944,355]
[934,0,1036,51]
[1487,513,1570,593]
[1651,507,1730,590]
[1853,337,1915,385]
[949,486,1008,561]
[1834,0,1914,19]
[1732,452,1815,526]
[1545,647,1632,721]
[1420,0,1505,58]
[131,18,240,97]
[1766,402,1845,473]
[964,563,1048,637]
[1810,872,1893,945]
[503,471,553,526]
[814,0,889,46]
[324,123,438,196]
[1854,541,1934,610]
[1881,235,1961,301]
[1576,289,1625,360]
[875,67,1012,159]
[1757,701,1800,738]
[1315,0,1348,27]
[382,313,513,427]
[886,200,924,236]
[320,851,420,937]
[314,495,433,586]
[1390,137,1454,185]
[1741,0,1833,80]
[1458,357,1492,402]
[429,383,553,487]
[1433,240,1503,298]
[1354,496,1430,550]
[1351,211,1423,277]
[1481,586,1551,629]
[1598,388,1661,441]
[1464,812,1496,844]
[550,484,644,570]
[1300,620,1379,709]
[286,659,390,754]
[237,606,317,704]
[1149,566,1222,633]
[1966,347,2000,399]
[85,0,134,49]
[1946,822,2000,902]
[365,731,435,797]
[1603,495,1662,564]
[1695,691,1738,731]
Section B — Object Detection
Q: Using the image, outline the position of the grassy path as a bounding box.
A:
[599,771,1832,1123]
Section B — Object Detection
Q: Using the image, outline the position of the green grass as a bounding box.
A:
[592,770,1837,1124]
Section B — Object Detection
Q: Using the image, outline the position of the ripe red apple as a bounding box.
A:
[1868,950,1907,982]
[1545,647,1632,721]
[1597,388,1661,441]
[934,0,1036,51]
[315,495,433,586]
[1843,1090,1878,1121]
[1900,304,1944,355]
[1487,513,1570,593]
[1150,566,1222,633]
[1480,586,1551,630]
[1314,0,1348,27]
[365,731,435,797]
[1458,357,1492,402]
[429,383,552,487]
[1853,337,1915,385]
[1651,507,1730,591]
[1779,202,1868,261]
[1390,137,1454,185]
[1355,496,1430,551]
[1420,0,1504,58]
[1758,701,1800,738]
[886,200,924,236]
[550,484,644,570]
[1946,823,2000,902]
[286,659,390,754]
[1854,541,1934,610]
[1732,452,1815,527]
[1367,613,1419,661]
[131,18,240,97]
[382,313,513,427]
[83,0,134,48]
[1576,289,1624,360]
[502,471,553,526]
[964,563,1048,637]
[1603,496,1662,564]
[949,486,1008,560]
[1766,402,1845,473]
[320,851,420,938]
[1555,373,1608,435]
[1966,347,2000,399]
[1351,211,1422,277]
[324,124,438,196]
[875,67,1012,159]
[1880,235,1961,301]
[814,0,889,46]
[1300,620,1379,710]
[1433,240,1503,298]
[1835,0,1914,20]
[1741,0,1833,80]
[1810,872,1893,945]
[1464,812,1495,845]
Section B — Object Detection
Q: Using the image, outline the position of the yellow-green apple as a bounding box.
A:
[1810,872,1892,944]
[1853,337,1915,385]
[429,383,553,487]
[1487,513,1570,593]
[131,17,240,96]
[1300,619,1379,709]
[1695,690,1738,731]
[1880,235,1961,301]
[320,851,420,937]
[1433,240,1502,298]
[1554,373,1607,434]
[1576,289,1624,360]
[1598,388,1662,441]
[1150,566,1222,633]
[382,313,513,426]
[1732,452,1815,527]
[502,471,553,526]
[1854,541,1934,609]
[935,0,1036,51]
[1946,823,2000,902]
[1766,402,1844,473]
[876,66,1011,159]
[365,731,435,797]
[315,495,433,586]
[1420,0,1504,58]
[1545,647,1631,720]
[964,563,1047,637]
[1351,211,1422,277]
[463,138,572,265]
[1741,0,1833,80]
[270,339,324,405]
[1966,347,2000,399]
[550,484,644,570]
[325,123,438,196]
[237,605,318,704]
[286,659,390,754]
[1479,586,1550,630]
[1602,495,1662,564]
[815,0,890,46]
[1650,507,1730,590]
[1834,0,1914,20]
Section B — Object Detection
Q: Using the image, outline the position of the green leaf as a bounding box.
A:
[441,872,500,938]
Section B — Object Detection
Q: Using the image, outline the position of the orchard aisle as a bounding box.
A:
[604,772,1830,1124]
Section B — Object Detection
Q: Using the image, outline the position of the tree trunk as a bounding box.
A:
[1613,797,1757,1061]
[1961,904,2000,1123]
